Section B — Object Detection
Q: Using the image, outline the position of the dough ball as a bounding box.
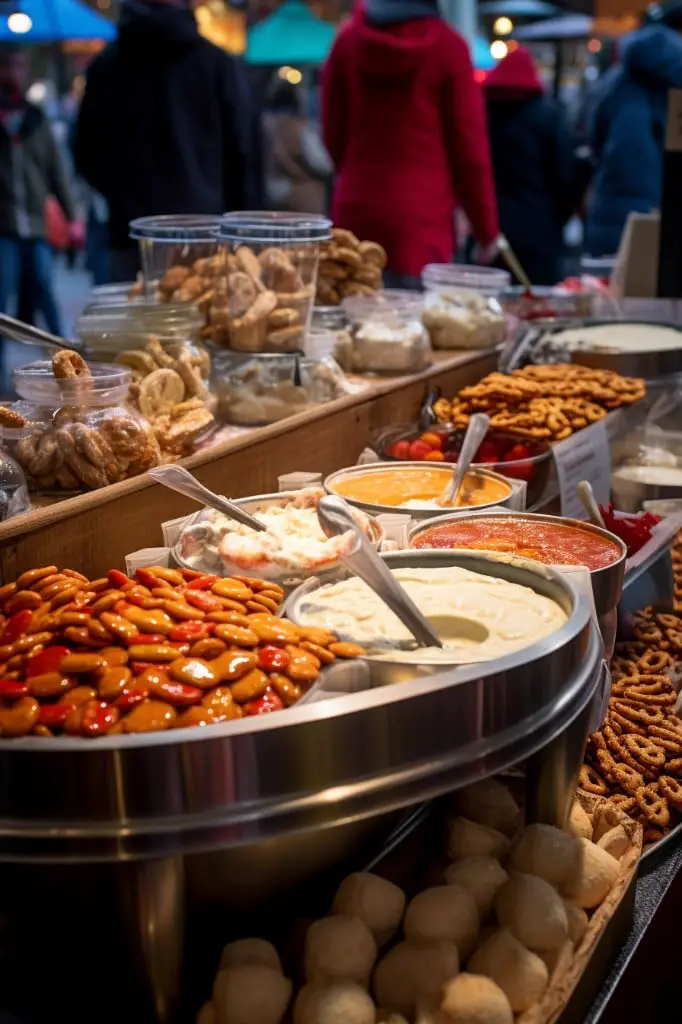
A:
[537,941,571,978]
[454,780,520,835]
[304,915,377,987]
[564,838,619,909]
[197,1003,215,1024]
[562,901,589,945]
[447,818,510,862]
[333,873,406,946]
[444,858,508,920]
[373,941,459,1018]
[509,824,580,888]
[220,938,282,973]
[213,964,292,1024]
[404,885,480,959]
[495,873,569,951]
[438,973,513,1024]
[592,806,623,843]
[569,803,593,841]
[597,825,630,861]
[468,928,549,1012]
[293,982,375,1024]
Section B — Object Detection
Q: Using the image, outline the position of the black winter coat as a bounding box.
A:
[74,0,262,247]
[485,94,577,285]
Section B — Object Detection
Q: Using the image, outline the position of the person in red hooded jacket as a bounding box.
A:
[484,45,578,285]
[321,0,499,285]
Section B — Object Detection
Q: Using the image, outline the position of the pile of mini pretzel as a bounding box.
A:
[580,607,682,844]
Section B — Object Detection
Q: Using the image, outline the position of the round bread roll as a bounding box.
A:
[197,1002,215,1024]
[468,928,549,1012]
[220,939,282,973]
[373,941,459,1017]
[495,873,569,951]
[404,885,480,959]
[509,824,580,888]
[596,825,630,861]
[438,973,513,1024]
[304,916,377,987]
[569,802,593,841]
[447,818,510,862]
[564,837,619,909]
[213,964,292,1024]
[444,857,508,919]
[333,873,406,946]
[454,780,519,835]
[293,983,375,1024]
[562,900,589,945]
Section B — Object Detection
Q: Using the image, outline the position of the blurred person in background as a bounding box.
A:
[263,76,332,214]
[484,45,578,285]
[0,45,78,336]
[321,0,499,286]
[75,0,262,283]
[585,0,682,257]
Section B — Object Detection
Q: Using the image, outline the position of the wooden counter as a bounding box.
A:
[0,349,496,581]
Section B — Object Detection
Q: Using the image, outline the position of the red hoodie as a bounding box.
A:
[322,12,499,276]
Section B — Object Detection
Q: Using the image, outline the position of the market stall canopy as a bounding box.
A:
[0,0,115,41]
[479,0,559,17]
[246,0,336,65]
[473,35,496,69]
[511,13,594,39]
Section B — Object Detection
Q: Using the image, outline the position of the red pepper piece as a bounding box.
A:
[124,586,152,606]
[243,688,285,715]
[0,679,28,699]
[185,590,223,613]
[257,646,290,672]
[148,678,203,706]
[135,567,164,589]
[25,645,70,679]
[130,661,158,675]
[114,687,149,710]
[178,568,216,581]
[38,702,75,727]
[184,575,218,590]
[124,633,166,647]
[107,569,131,588]
[81,700,120,736]
[168,621,212,642]
[0,609,33,644]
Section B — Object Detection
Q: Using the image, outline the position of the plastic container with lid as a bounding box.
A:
[0,427,30,520]
[129,214,222,299]
[211,211,331,353]
[421,264,510,349]
[340,291,430,375]
[208,347,350,426]
[7,361,160,493]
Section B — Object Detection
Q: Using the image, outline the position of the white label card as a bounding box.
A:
[553,420,611,519]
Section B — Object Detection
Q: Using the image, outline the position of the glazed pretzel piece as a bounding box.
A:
[635,784,671,828]
[658,775,682,811]
[53,351,91,380]
[579,763,610,795]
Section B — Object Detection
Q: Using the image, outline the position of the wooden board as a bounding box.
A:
[0,349,496,582]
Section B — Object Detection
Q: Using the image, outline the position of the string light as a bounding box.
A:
[493,16,513,35]
[490,39,508,59]
[7,11,32,33]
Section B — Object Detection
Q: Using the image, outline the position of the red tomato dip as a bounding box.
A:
[412,516,622,570]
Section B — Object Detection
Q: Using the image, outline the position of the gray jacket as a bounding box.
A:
[0,103,75,239]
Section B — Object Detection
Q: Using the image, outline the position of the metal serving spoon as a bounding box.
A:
[0,313,81,352]
[576,479,606,528]
[148,465,267,532]
[438,412,490,507]
[498,234,533,290]
[317,495,443,648]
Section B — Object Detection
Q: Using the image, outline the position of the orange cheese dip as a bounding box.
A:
[330,466,511,509]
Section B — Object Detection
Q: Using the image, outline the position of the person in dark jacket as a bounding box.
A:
[74,0,262,282]
[585,0,682,257]
[322,0,499,284]
[263,77,332,215]
[484,46,577,286]
[0,46,77,335]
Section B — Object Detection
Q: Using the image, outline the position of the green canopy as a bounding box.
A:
[246,0,336,65]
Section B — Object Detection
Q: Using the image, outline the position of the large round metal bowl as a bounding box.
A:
[324,462,514,519]
[407,510,627,620]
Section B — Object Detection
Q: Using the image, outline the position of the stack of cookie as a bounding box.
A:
[316,228,387,306]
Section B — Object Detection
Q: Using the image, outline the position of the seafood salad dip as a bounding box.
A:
[175,488,375,576]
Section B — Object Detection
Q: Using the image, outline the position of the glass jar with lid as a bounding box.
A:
[340,291,430,375]
[129,214,222,297]
[0,419,30,520]
[7,360,160,493]
[211,211,331,352]
[421,264,509,349]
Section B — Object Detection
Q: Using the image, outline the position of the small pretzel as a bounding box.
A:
[611,701,664,727]
[609,794,637,814]
[655,613,681,630]
[608,708,647,736]
[648,724,682,753]
[53,350,91,380]
[623,734,667,768]
[638,650,672,673]
[611,657,640,679]
[579,764,609,795]
[644,827,668,844]
[665,757,682,776]
[610,761,645,795]
[658,775,682,811]
[635,785,671,827]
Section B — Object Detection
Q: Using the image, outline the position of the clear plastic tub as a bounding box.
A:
[0,426,30,520]
[340,291,430,375]
[8,360,160,492]
[129,214,222,296]
[421,264,509,349]
[211,211,331,353]
[209,347,349,426]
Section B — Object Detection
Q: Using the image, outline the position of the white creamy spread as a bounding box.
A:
[612,464,682,486]
[422,289,506,350]
[551,323,682,353]
[296,565,567,662]
[398,498,444,510]
[353,317,427,373]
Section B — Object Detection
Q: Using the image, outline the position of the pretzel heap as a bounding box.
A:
[434,365,646,443]
[673,531,682,612]
[580,608,682,844]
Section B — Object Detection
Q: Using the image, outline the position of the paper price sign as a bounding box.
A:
[553,420,611,520]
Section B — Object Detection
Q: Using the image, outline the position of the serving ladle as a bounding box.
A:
[317,494,443,648]
[576,479,606,528]
[148,464,267,532]
[438,412,490,507]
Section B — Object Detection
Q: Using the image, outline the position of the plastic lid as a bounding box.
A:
[218,211,331,244]
[13,361,131,406]
[129,215,221,243]
[422,264,510,293]
[78,300,204,338]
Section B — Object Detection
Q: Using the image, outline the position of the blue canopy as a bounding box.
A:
[473,35,496,69]
[0,0,115,42]
[246,0,336,66]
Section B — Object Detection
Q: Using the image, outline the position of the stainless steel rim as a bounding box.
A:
[542,319,682,379]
